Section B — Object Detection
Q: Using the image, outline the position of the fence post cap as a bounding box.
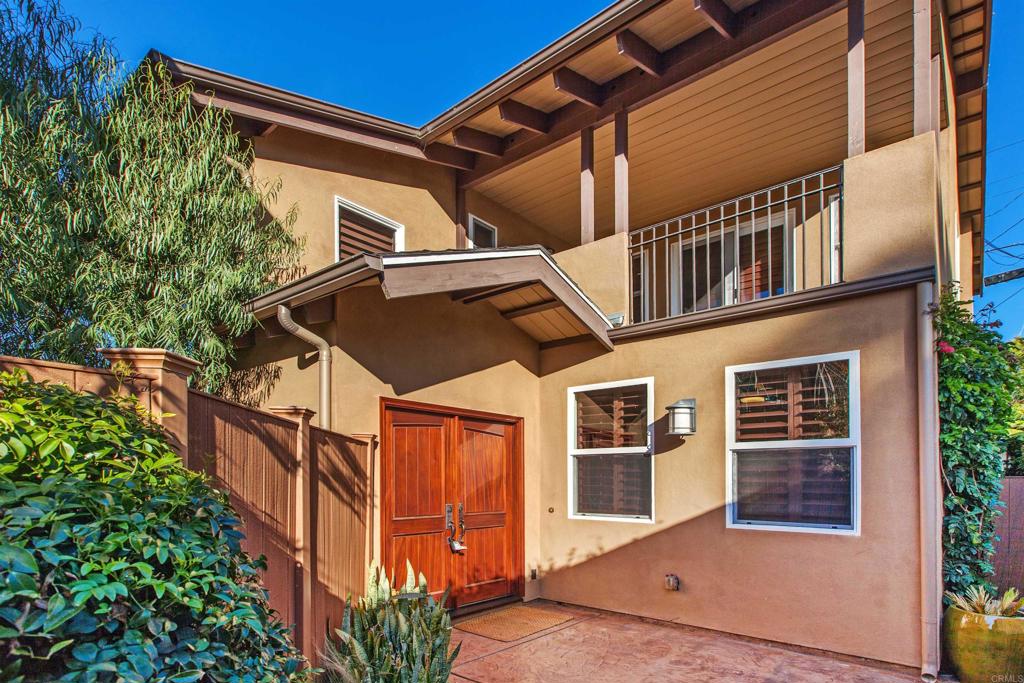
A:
[268,405,317,422]
[99,348,201,379]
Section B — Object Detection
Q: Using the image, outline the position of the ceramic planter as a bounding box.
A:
[943,605,1024,683]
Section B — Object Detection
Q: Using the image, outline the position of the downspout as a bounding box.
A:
[916,281,941,682]
[277,305,332,431]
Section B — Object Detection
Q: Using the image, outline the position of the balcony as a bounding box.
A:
[627,167,844,325]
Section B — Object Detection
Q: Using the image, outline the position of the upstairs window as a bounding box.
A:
[568,378,654,522]
[467,215,498,249]
[726,352,860,533]
[335,197,405,260]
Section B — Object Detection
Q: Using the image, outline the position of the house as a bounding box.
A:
[157,0,990,677]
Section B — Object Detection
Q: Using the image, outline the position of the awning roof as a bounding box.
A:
[245,247,613,351]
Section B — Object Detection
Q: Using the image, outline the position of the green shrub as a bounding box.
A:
[933,289,1020,597]
[322,563,459,683]
[0,370,307,682]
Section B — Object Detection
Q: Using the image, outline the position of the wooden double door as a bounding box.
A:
[381,399,523,609]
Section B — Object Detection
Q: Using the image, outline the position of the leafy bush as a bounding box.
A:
[0,370,307,682]
[933,288,1020,597]
[322,563,459,683]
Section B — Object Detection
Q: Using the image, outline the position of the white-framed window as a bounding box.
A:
[725,351,860,535]
[334,196,405,261]
[467,214,498,249]
[567,377,655,523]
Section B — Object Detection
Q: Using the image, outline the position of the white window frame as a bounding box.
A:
[567,376,655,524]
[334,195,405,262]
[467,214,499,249]
[724,350,861,536]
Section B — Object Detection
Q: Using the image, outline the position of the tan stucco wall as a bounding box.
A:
[843,132,938,283]
[465,190,570,252]
[253,128,458,273]
[554,232,630,320]
[235,286,547,598]
[535,288,922,667]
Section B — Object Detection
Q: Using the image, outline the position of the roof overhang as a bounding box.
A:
[245,248,613,351]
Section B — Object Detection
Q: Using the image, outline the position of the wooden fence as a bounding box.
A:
[0,350,375,662]
[993,476,1024,592]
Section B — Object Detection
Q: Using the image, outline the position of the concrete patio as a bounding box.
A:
[451,602,920,683]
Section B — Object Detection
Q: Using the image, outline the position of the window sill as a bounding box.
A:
[726,520,860,536]
[569,513,655,524]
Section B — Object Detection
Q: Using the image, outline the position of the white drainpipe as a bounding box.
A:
[276,305,332,430]
[916,281,941,682]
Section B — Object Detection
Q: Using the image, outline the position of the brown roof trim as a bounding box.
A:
[417,0,666,142]
[609,266,936,342]
[244,248,613,350]
[151,51,419,139]
[148,0,668,146]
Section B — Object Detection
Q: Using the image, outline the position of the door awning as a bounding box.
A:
[245,247,614,351]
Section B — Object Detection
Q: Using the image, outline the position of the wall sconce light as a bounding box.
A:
[666,398,697,436]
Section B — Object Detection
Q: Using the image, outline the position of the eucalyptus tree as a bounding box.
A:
[0,0,300,391]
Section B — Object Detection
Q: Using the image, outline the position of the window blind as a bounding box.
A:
[735,360,849,442]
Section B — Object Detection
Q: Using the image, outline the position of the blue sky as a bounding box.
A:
[65,0,1024,335]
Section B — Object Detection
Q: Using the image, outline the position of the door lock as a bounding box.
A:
[445,503,467,553]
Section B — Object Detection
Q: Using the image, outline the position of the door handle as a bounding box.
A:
[446,503,466,554]
[457,502,467,544]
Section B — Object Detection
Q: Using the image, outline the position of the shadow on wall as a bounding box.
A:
[332,286,544,395]
[534,501,919,667]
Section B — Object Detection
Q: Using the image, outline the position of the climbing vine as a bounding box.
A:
[933,287,1019,596]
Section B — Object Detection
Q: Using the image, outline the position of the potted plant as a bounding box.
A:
[943,586,1024,683]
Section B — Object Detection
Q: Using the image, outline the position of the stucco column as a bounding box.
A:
[270,406,316,660]
[100,348,200,464]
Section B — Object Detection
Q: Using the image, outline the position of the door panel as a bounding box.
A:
[453,419,512,606]
[385,409,450,598]
[382,402,522,609]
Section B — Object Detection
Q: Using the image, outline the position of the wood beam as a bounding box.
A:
[423,142,476,170]
[616,29,663,76]
[947,2,984,24]
[498,100,550,133]
[452,282,538,304]
[614,110,629,234]
[452,126,504,157]
[502,299,562,319]
[554,67,603,108]
[955,68,984,97]
[694,0,737,38]
[913,0,932,135]
[581,126,595,245]
[464,0,847,188]
[958,150,983,163]
[455,184,468,249]
[847,0,865,157]
[957,112,983,126]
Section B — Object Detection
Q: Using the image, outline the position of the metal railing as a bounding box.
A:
[628,166,843,325]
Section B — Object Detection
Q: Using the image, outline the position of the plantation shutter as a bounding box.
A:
[338,206,395,258]
[575,385,647,449]
[738,225,784,302]
[734,448,853,527]
[573,384,651,518]
[734,360,849,442]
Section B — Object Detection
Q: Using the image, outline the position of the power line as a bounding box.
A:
[989,137,1024,154]
[993,283,1024,310]
[988,191,1024,218]
[989,215,1024,243]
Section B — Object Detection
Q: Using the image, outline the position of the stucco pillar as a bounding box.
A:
[100,348,200,464]
[270,405,316,659]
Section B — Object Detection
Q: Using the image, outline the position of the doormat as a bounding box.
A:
[455,604,573,642]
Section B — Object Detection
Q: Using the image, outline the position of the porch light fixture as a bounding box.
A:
[666,398,697,436]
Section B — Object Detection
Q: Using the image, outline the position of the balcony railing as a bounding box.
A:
[628,166,844,325]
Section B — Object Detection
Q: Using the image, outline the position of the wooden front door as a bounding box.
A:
[381,399,523,609]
